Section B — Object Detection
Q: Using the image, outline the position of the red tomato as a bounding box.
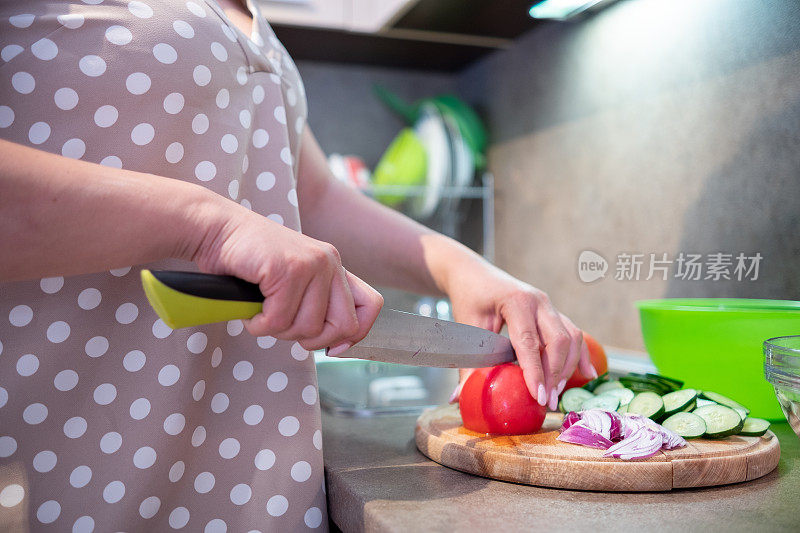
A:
[563,332,608,391]
[459,362,547,435]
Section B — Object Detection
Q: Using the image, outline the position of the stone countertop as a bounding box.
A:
[321,412,800,532]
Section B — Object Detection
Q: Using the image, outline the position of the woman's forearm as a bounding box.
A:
[297,129,489,297]
[0,139,223,281]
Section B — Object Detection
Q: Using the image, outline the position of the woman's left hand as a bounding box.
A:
[446,263,595,410]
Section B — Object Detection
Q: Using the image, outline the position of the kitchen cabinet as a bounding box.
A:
[351,0,418,33]
[257,0,416,33]
[258,0,349,30]
[265,0,540,71]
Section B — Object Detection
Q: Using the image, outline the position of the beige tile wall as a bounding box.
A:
[460,0,800,349]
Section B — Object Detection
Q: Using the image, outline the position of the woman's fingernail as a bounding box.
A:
[327,342,353,357]
[590,366,599,379]
[537,384,547,406]
[557,380,566,394]
[548,389,558,411]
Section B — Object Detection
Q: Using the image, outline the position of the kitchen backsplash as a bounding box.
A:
[296,60,455,168]
[457,0,800,349]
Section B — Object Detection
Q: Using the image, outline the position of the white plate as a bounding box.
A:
[411,104,451,219]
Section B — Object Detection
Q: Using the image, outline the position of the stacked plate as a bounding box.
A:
[409,104,474,219]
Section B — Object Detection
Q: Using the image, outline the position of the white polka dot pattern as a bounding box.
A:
[0,1,319,529]
[54,88,79,110]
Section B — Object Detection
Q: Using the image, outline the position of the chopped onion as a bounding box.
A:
[622,414,687,450]
[557,421,614,449]
[662,432,686,450]
[580,409,613,440]
[608,410,623,440]
[557,409,686,460]
[560,411,582,432]
[604,426,663,460]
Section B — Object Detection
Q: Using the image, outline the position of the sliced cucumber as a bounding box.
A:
[594,381,625,395]
[627,392,665,420]
[661,412,706,439]
[619,376,672,395]
[700,391,750,416]
[693,405,744,438]
[662,389,698,417]
[733,407,749,421]
[582,373,609,393]
[560,387,594,413]
[645,373,684,390]
[739,417,770,437]
[696,398,717,408]
[680,400,697,413]
[598,388,634,406]
[581,395,620,411]
[617,402,629,414]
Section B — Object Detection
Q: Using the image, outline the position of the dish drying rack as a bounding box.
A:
[359,172,495,263]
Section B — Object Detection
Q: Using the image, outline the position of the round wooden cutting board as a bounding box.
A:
[415,405,780,491]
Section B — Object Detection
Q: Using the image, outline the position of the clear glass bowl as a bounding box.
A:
[764,335,800,438]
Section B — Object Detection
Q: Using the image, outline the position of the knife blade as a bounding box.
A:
[141,269,516,368]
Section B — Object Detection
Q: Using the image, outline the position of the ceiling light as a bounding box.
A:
[529,0,614,21]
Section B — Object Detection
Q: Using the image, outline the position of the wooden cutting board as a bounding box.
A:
[415,405,780,491]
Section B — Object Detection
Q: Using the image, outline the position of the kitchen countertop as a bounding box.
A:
[321,412,800,532]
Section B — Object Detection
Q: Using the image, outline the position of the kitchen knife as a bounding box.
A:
[141,269,516,368]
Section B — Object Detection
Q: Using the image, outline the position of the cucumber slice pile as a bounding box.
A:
[559,387,594,413]
[618,373,683,395]
[582,395,620,411]
[581,373,610,393]
[700,391,750,418]
[661,412,706,439]
[662,388,698,417]
[559,371,769,440]
[627,392,665,420]
[594,381,625,395]
[599,388,635,407]
[693,405,744,438]
[739,417,771,437]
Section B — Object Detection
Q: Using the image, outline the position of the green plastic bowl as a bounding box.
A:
[637,298,800,420]
[371,128,427,207]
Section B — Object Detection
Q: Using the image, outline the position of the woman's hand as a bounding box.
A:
[446,261,595,411]
[193,202,383,353]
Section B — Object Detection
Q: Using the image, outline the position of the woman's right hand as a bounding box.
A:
[192,203,383,354]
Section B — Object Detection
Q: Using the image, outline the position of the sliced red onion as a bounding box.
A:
[580,409,613,440]
[656,424,687,450]
[603,426,663,460]
[608,410,623,440]
[560,411,582,432]
[557,421,614,449]
[557,410,686,459]
[622,414,686,450]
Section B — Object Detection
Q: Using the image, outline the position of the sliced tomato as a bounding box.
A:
[459,362,547,435]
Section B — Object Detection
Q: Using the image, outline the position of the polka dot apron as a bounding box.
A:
[0,1,328,530]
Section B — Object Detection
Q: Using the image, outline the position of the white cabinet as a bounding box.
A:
[257,0,418,33]
[258,0,349,30]
[350,0,417,32]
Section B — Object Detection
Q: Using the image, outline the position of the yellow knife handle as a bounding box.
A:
[141,269,263,329]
